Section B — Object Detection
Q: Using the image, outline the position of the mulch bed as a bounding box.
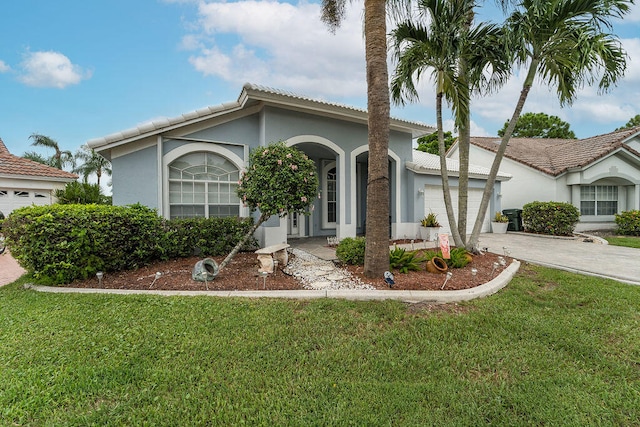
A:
[66,245,512,292]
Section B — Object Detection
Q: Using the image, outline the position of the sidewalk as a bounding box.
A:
[0,251,26,286]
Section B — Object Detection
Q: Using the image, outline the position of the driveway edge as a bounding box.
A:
[23,260,520,303]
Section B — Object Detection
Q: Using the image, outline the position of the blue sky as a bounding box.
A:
[1,0,639,160]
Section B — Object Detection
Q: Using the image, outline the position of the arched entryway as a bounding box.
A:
[286,135,344,239]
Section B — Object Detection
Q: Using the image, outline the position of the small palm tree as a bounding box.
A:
[390,0,509,247]
[29,134,75,170]
[73,145,112,186]
[468,0,631,249]
[22,151,55,167]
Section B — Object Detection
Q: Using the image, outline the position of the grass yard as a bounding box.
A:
[1,265,639,426]
[605,235,640,249]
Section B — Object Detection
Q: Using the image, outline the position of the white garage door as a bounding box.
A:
[423,185,491,236]
[0,189,51,217]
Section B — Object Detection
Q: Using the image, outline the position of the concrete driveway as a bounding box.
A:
[0,251,26,287]
[478,232,640,286]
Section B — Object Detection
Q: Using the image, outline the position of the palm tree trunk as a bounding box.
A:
[457,118,470,248]
[436,86,464,248]
[218,213,268,272]
[468,59,539,250]
[363,0,391,278]
[458,8,474,250]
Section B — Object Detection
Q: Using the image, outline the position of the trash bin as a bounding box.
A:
[502,209,523,232]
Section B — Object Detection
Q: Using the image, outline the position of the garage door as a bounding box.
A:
[0,189,51,217]
[423,185,490,236]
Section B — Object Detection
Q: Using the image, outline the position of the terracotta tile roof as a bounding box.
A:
[469,126,640,176]
[0,138,78,181]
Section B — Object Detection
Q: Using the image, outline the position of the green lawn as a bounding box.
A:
[1,266,639,426]
[605,235,640,249]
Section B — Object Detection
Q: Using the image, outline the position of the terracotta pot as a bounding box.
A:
[426,256,448,274]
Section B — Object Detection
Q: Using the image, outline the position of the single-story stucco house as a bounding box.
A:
[448,126,640,231]
[88,83,509,246]
[0,138,78,217]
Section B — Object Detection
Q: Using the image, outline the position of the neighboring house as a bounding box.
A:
[0,138,78,217]
[448,127,640,231]
[88,83,507,246]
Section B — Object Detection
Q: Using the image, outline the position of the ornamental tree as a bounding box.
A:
[497,112,576,139]
[218,141,319,271]
[616,114,640,131]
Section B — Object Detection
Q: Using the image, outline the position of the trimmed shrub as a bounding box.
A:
[615,210,640,236]
[2,204,256,285]
[522,201,579,236]
[163,217,257,258]
[3,204,164,284]
[336,237,366,265]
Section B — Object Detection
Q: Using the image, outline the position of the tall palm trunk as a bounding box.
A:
[363,0,391,278]
[457,8,474,250]
[436,78,464,248]
[468,58,539,250]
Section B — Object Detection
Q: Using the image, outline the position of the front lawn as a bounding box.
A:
[1,265,639,426]
[605,235,640,249]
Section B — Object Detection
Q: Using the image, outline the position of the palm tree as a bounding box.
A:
[29,134,75,170]
[467,0,630,249]
[390,0,508,248]
[22,151,55,167]
[73,144,112,186]
[322,0,398,277]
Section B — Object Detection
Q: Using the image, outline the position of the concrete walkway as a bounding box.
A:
[478,232,640,286]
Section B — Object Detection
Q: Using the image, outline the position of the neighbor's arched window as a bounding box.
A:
[169,152,240,219]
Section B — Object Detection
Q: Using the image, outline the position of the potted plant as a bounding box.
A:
[420,211,441,241]
[491,211,509,233]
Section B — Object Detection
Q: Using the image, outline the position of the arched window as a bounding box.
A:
[169,152,240,219]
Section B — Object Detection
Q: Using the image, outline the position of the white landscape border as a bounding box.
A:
[25,260,521,303]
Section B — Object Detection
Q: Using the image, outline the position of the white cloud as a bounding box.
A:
[0,60,10,73]
[182,0,366,98]
[624,2,640,22]
[174,1,640,137]
[18,51,91,88]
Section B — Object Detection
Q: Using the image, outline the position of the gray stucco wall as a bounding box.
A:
[112,145,158,208]
[109,103,420,242]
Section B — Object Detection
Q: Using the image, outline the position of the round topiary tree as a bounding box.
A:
[218,141,319,271]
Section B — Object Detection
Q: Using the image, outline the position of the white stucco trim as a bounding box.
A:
[321,160,337,229]
[161,142,245,219]
[286,135,347,239]
[350,145,402,239]
[157,136,163,216]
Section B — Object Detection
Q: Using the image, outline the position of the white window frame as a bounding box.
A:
[580,185,618,216]
[322,160,337,229]
[168,152,241,219]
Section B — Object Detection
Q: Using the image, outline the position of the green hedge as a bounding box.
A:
[3,204,256,285]
[615,210,640,236]
[163,217,257,258]
[522,201,580,236]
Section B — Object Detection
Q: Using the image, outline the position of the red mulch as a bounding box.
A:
[66,246,512,292]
